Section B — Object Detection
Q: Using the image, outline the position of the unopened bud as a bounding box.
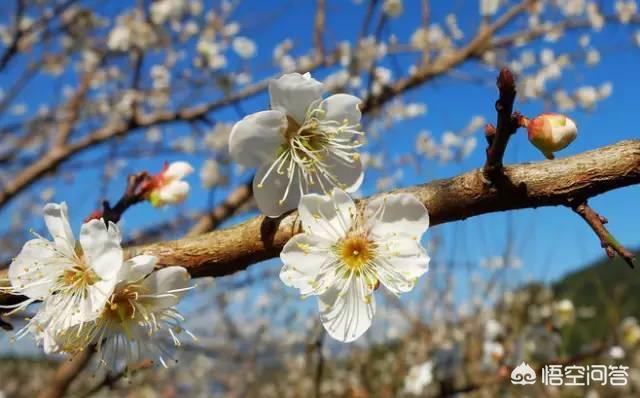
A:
[527,113,577,160]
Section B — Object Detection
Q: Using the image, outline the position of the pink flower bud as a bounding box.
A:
[526,113,577,160]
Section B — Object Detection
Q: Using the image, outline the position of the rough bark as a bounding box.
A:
[123,139,640,278]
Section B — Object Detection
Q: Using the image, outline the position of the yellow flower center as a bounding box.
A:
[61,264,98,289]
[337,234,376,272]
[103,285,148,323]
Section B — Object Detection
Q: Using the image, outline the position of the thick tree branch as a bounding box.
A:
[2,141,639,309]
[123,139,640,279]
[185,179,254,237]
[0,52,340,210]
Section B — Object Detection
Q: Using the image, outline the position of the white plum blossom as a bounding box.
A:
[196,39,227,70]
[51,262,193,370]
[107,12,157,52]
[150,0,187,24]
[107,23,132,51]
[232,36,257,59]
[552,299,575,326]
[383,0,403,18]
[403,360,434,395]
[609,345,626,359]
[200,159,225,188]
[148,161,194,207]
[480,0,500,17]
[620,317,640,347]
[484,319,504,340]
[616,0,638,24]
[482,340,505,367]
[279,189,430,342]
[222,22,240,38]
[1,203,125,337]
[526,113,578,159]
[229,73,364,217]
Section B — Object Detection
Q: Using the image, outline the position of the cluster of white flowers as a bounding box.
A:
[481,319,505,370]
[416,129,477,162]
[228,73,432,342]
[107,11,158,52]
[150,0,188,25]
[403,360,433,395]
[1,203,193,370]
[616,0,638,24]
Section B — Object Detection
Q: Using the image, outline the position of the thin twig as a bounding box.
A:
[37,349,94,398]
[313,0,326,59]
[572,201,635,268]
[483,67,519,181]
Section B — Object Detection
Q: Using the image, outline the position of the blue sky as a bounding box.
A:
[1,0,639,293]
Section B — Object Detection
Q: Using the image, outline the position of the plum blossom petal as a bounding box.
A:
[298,189,355,241]
[318,276,376,343]
[253,161,305,217]
[374,237,430,294]
[163,161,194,180]
[157,180,190,204]
[79,220,123,280]
[321,153,364,193]
[280,234,333,296]
[118,254,158,282]
[269,72,324,124]
[43,202,75,257]
[7,239,62,300]
[365,193,430,240]
[141,266,191,310]
[228,110,287,168]
[320,93,362,126]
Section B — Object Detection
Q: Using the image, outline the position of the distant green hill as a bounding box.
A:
[552,250,640,354]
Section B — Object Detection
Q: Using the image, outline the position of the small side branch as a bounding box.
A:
[87,172,151,225]
[572,201,635,268]
[483,68,520,181]
[37,349,94,398]
[313,0,326,59]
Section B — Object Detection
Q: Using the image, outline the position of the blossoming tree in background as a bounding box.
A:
[1,0,640,397]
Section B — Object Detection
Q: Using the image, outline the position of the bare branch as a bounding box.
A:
[572,201,636,268]
[185,179,254,237]
[483,67,519,181]
[36,350,94,398]
[313,0,326,59]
